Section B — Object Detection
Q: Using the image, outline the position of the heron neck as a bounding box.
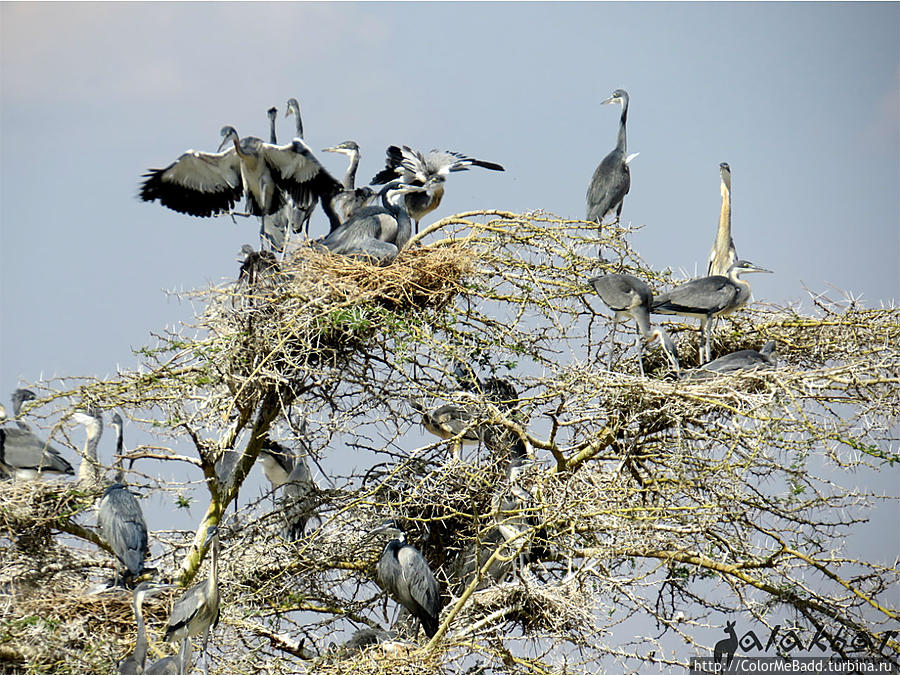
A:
[616,99,628,153]
[634,310,652,339]
[269,118,277,145]
[343,151,359,189]
[133,594,148,665]
[208,540,219,596]
[78,424,102,484]
[716,181,732,251]
[294,112,304,139]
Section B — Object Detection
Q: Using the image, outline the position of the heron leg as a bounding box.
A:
[701,318,711,364]
[607,318,619,370]
[201,628,210,675]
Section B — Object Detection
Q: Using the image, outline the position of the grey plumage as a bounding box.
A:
[165,526,220,675]
[372,520,441,639]
[708,163,738,277]
[651,260,772,364]
[99,414,148,580]
[0,391,74,479]
[260,438,317,540]
[139,126,343,240]
[144,637,191,675]
[586,89,633,224]
[371,144,504,231]
[118,581,173,675]
[317,180,431,264]
[682,341,777,381]
[588,274,680,375]
[322,140,377,221]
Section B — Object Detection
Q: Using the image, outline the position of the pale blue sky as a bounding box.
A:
[1,1,898,631]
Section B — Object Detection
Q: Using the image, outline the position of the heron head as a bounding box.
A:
[369,518,405,541]
[110,412,123,429]
[730,260,772,276]
[601,89,629,106]
[72,406,103,427]
[12,388,37,407]
[285,98,301,118]
[322,140,359,155]
[133,580,175,603]
[267,106,278,120]
[203,525,219,547]
[218,126,239,152]
[720,162,732,190]
[759,340,777,360]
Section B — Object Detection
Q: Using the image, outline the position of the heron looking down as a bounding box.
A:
[371,519,442,639]
[586,89,637,225]
[588,273,680,375]
[682,340,777,381]
[651,260,772,364]
[371,144,504,232]
[72,407,104,487]
[708,162,738,277]
[317,180,433,264]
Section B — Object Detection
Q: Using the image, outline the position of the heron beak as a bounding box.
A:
[601,95,618,105]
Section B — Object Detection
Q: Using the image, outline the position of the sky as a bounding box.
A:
[1,0,898,654]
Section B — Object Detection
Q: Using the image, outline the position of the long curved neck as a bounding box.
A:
[387,193,413,250]
[616,97,628,153]
[208,539,219,598]
[292,110,303,138]
[728,270,752,306]
[133,593,148,666]
[343,150,359,189]
[269,117,277,144]
[78,421,102,484]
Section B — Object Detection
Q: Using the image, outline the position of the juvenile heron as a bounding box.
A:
[707,162,737,277]
[100,413,149,583]
[586,89,635,225]
[118,581,174,675]
[72,407,104,486]
[0,400,74,479]
[408,397,482,461]
[651,260,772,364]
[164,525,220,675]
[10,388,37,430]
[371,145,504,232]
[317,180,431,264]
[371,520,441,639]
[682,340,777,381]
[139,126,343,245]
[322,140,377,221]
[260,437,317,540]
[588,273,680,375]
[144,637,191,675]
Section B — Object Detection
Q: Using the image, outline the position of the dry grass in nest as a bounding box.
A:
[0,480,98,554]
[281,241,479,312]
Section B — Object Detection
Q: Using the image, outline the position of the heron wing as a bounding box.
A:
[165,582,215,641]
[397,545,440,635]
[0,428,74,475]
[586,150,630,221]
[263,140,342,206]
[588,274,651,312]
[371,145,406,184]
[140,149,243,217]
[652,276,738,315]
[98,486,148,576]
[424,149,505,175]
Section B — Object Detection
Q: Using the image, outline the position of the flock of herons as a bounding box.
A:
[0,89,779,673]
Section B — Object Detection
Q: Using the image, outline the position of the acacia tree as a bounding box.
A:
[1,212,897,674]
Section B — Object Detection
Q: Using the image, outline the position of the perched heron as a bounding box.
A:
[280,98,319,238]
[72,407,104,486]
[164,525,220,675]
[0,393,74,479]
[371,520,441,639]
[651,260,772,364]
[332,627,397,653]
[322,140,377,221]
[316,180,432,264]
[682,340,777,381]
[371,145,504,232]
[408,398,481,461]
[586,89,636,225]
[144,637,191,675]
[10,388,37,430]
[99,413,149,583]
[588,274,680,375]
[708,163,737,277]
[139,126,343,246]
[118,581,174,675]
[260,437,317,540]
